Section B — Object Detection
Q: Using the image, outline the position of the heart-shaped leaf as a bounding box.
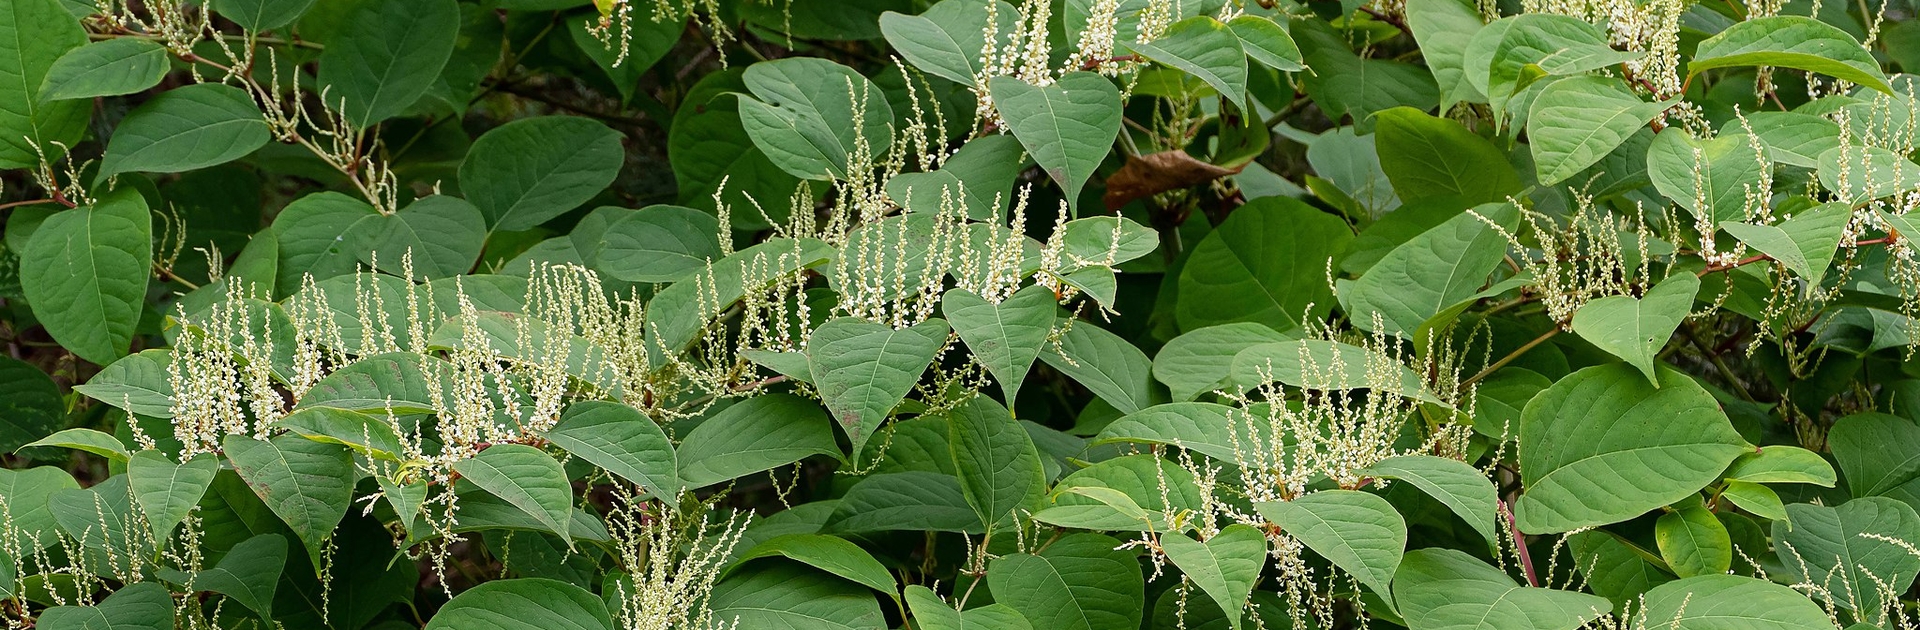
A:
[1394,548,1612,630]
[1256,490,1406,601]
[1721,203,1850,286]
[127,450,219,543]
[1158,524,1267,629]
[1570,273,1700,384]
[1773,498,1920,612]
[809,317,950,456]
[943,285,1054,406]
[351,195,486,279]
[989,72,1122,210]
[452,444,576,546]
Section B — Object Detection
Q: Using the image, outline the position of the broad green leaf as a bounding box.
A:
[1256,490,1406,600]
[1094,402,1248,463]
[1569,273,1700,384]
[274,406,406,461]
[1152,323,1295,401]
[1040,454,1205,531]
[24,428,129,463]
[1393,548,1611,630]
[667,69,810,230]
[158,533,285,618]
[825,471,983,534]
[452,444,575,544]
[1818,145,1920,203]
[989,72,1122,209]
[213,0,316,31]
[1374,108,1520,203]
[988,533,1145,630]
[1646,128,1771,226]
[1773,498,1920,612]
[1469,15,1637,112]
[946,396,1045,530]
[1721,203,1850,285]
[127,450,218,542]
[1568,530,1674,607]
[1158,525,1266,630]
[1357,455,1498,547]
[1638,574,1832,630]
[1689,15,1891,95]
[460,116,624,231]
[1307,126,1400,217]
[1177,196,1351,332]
[1292,18,1437,131]
[566,10,681,100]
[944,285,1054,406]
[21,188,152,365]
[678,393,841,487]
[424,578,614,630]
[1227,15,1302,72]
[1736,111,1839,168]
[1230,339,1445,404]
[1040,321,1156,414]
[0,466,79,552]
[1720,480,1787,522]
[1515,364,1749,533]
[0,355,62,455]
[350,195,486,279]
[407,488,611,545]
[644,238,836,362]
[1654,496,1730,578]
[34,581,173,630]
[101,83,267,175]
[1127,17,1247,105]
[906,585,1032,630]
[726,534,896,594]
[738,58,894,181]
[709,562,887,630]
[39,38,167,101]
[879,0,1016,84]
[1341,201,1518,336]
[593,205,721,283]
[1832,412,1920,504]
[809,317,949,456]
[270,192,380,295]
[222,434,354,570]
[317,0,457,126]
[1406,0,1487,109]
[0,0,88,168]
[1724,444,1837,486]
[546,401,678,502]
[1528,76,1670,186]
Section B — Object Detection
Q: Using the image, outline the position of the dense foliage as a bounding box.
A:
[8,0,1920,627]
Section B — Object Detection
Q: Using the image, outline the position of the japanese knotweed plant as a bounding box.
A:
[11,0,1920,626]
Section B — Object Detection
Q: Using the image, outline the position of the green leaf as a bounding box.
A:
[810,317,948,456]
[158,533,285,618]
[451,444,575,544]
[1773,497,1920,612]
[71,350,173,417]
[989,72,1122,209]
[988,533,1145,630]
[1152,323,1295,402]
[1688,15,1891,95]
[270,192,380,295]
[1515,364,1749,533]
[1654,496,1730,578]
[709,562,887,630]
[1646,128,1772,226]
[546,401,678,503]
[0,0,88,168]
[460,116,624,231]
[1568,530,1674,607]
[0,356,62,455]
[1469,15,1637,112]
[1832,412,1920,506]
[946,396,1045,530]
[1341,201,1518,336]
[350,195,486,279]
[667,69,810,231]
[1374,108,1520,203]
[1736,111,1838,169]
[1227,15,1302,72]
[1405,0,1487,109]
[1039,320,1156,414]
[20,188,152,365]
[1292,18,1438,131]
[592,205,721,283]
[906,585,1032,630]
[1818,145,1920,203]
[274,406,406,461]
[1255,490,1406,600]
[1177,197,1351,333]
[944,285,1054,406]
[1230,339,1445,404]
[23,428,130,462]
[34,582,174,630]
[1158,525,1266,630]
[1527,76,1670,186]
[1357,455,1498,548]
[101,83,268,176]
[1569,273,1700,384]
[1127,17,1247,105]
[0,466,79,553]
[127,450,219,542]
[1039,454,1205,531]
[1721,203,1850,285]
[825,471,983,534]
[222,433,354,571]
[213,0,316,31]
[424,578,614,630]
[1094,402,1249,464]
[880,0,1017,84]
[39,38,168,101]
[1393,548,1611,630]
[644,238,836,361]
[1637,574,1832,630]
[678,393,841,487]
[316,0,457,126]
[738,57,894,181]
[1724,444,1836,487]
[1720,480,1787,523]
[727,534,896,594]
